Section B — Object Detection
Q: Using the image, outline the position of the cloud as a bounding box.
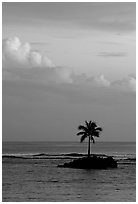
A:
[2,36,55,69]
[3,2,135,33]
[72,73,110,87]
[2,37,136,93]
[71,73,110,88]
[92,74,110,87]
[98,51,126,57]
[112,75,136,92]
[31,42,49,46]
[72,73,135,92]
[2,37,73,84]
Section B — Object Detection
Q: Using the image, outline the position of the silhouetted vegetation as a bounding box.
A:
[58,155,117,169]
[58,121,117,169]
[77,121,102,157]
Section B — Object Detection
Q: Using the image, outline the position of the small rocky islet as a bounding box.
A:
[58,155,117,169]
[58,121,117,169]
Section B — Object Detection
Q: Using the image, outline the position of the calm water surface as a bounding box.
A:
[2,142,136,202]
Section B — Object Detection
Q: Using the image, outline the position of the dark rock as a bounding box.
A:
[57,155,117,169]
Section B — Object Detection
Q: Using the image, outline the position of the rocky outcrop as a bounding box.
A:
[58,155,117,169]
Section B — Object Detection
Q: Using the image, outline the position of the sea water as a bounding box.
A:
[2,141,136,202]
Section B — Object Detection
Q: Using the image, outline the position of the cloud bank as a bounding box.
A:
[3,36,55,69]
[112,75,136,92]
[98,51,126,57]
[2,37,136,93]
[2,37,74,83]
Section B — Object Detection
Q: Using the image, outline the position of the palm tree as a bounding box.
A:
[77,121,102,158]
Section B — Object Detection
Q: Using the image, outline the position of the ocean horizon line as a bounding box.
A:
[2,140,136,143]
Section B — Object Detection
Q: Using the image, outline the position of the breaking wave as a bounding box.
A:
[2,152,136,164]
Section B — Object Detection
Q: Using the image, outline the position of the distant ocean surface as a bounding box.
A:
[2,141,136,202]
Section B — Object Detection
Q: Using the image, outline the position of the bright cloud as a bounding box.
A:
[93,74,110,87]
[3,36,55,68]
[2,36,136,92]
[2,36,74,84]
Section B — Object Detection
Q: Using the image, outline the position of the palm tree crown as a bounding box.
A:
[77,121,103,157]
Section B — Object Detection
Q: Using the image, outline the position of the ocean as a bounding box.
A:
[2,141,136,202]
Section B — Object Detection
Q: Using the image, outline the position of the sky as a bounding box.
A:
[2,2,136,142]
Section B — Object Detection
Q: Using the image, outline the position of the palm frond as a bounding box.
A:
[89,120,92,127]
[95,127,103,132]
[77,131,86,136]
[91,136,95,144]
[93,131,100,137]
[77,120,102,145]
[90,121,97,129]
[78,125,88,132]
[85,121,90,128]
[80,134,87,143]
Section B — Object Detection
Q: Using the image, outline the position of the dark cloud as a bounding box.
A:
[31,42,49,46]
[3,2,136,33]
[97,52,127,57]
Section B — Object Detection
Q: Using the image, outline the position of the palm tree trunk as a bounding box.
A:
[88,136,90,157]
